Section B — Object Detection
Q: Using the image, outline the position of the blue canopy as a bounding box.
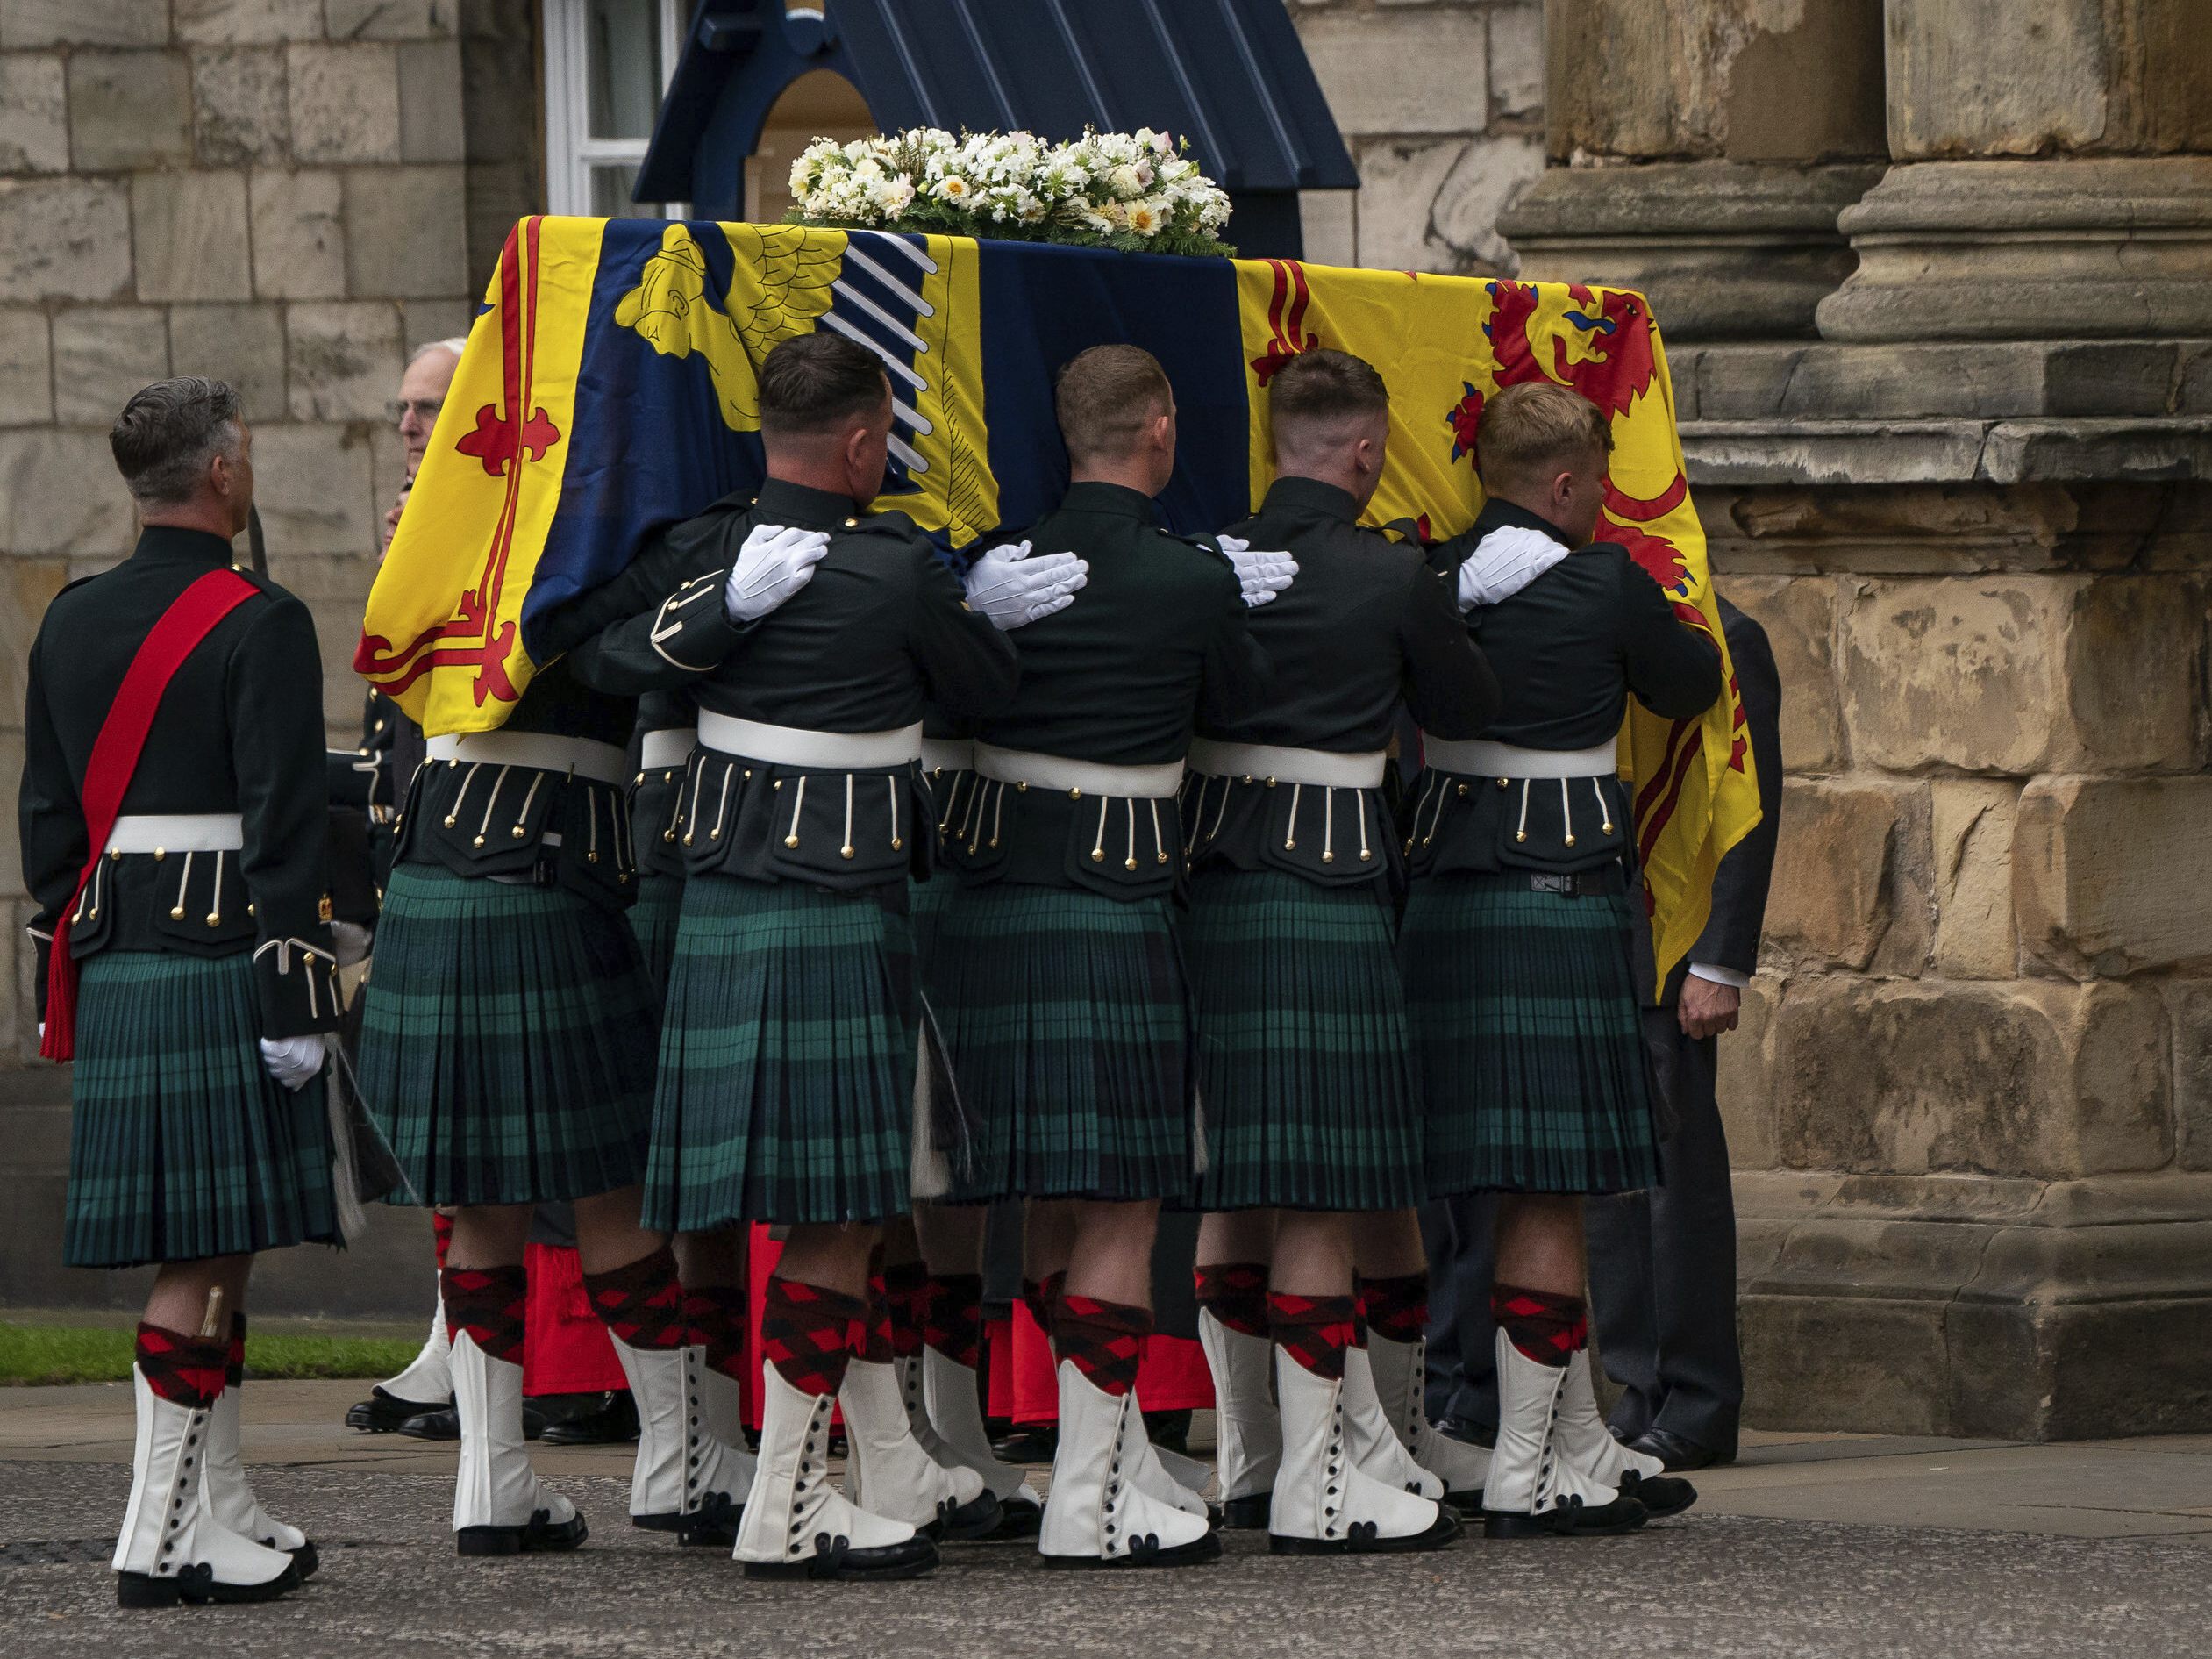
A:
[636,0,1356,255]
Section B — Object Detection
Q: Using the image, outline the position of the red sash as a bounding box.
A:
[40,568,259,1062]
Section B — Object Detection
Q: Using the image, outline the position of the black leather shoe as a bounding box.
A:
[1432,1415,1495,1450]
[1619,1471,1698,1518]
[1484,1493,1647,1539]
[1143,1408,1192,1455]
[1625,1427,1730,1473]
[346,1386,449,1434]
[403,1403,548,1441]
[991,1425,1058,1463]
[537,1391,640,1446]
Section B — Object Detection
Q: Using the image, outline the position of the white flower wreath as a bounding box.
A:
[788,126,1234,256]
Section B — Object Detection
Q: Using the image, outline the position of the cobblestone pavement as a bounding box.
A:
[2,1382,2208,1658]
[4,1460,2209,1659]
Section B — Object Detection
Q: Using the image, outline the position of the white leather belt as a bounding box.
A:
[698,712,923,769]
[1424,736,1618,780]
[921,738,974,774]
[1187,740,1386,790]
[105,813,243,854]
[974,743,1184,800]
[639,727,696,771]
[426,731,628,787]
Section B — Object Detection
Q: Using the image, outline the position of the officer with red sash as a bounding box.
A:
[20,378,343,1608]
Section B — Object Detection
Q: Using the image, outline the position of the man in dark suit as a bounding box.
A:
[1584,593,1783,1472]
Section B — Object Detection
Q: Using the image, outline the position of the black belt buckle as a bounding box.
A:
[1531,873,1577,897]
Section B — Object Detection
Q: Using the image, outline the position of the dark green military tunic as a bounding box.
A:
[20,526,341,1267]
[930,481,1272,1205]
[559,476,1020,1227]
[1183,476,1501,1212]
[1403,499,1722,1197]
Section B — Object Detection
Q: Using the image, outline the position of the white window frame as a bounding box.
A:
[543,0,689,218]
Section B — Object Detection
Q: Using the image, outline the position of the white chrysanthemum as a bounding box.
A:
[933,174,973,204]
[1124,198,1166,237]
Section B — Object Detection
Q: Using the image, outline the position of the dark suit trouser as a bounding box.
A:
[1585,1018,1743,1455]
[1421,1194,1498,1427]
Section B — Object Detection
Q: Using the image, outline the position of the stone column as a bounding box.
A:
[1818,0,2212,340]
[1496,0,1888,338]
[1669,0,2212,1441]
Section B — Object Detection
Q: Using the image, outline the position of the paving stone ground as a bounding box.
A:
[2,1381,2208,1658]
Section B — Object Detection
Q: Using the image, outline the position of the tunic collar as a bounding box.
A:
[131,524,239,568]
[1472,497,1578,549]
[1058,481,1159,521]
[754,476,868,531]
[1259,474,1360,525]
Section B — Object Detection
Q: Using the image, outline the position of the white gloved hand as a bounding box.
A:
[963,540,1088,630]
[331,920,373,968]
[724,523,832,623]
[259,1033,331,1092]
[1215,533,1298,608]
[1456,523,1572,611]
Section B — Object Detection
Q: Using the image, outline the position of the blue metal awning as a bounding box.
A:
[638,0,1355,254]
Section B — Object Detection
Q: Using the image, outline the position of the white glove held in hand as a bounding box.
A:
[964,540,1088,630]
[260,1033,331,1092]
[1456,523,1571,611]
[724,523,831,623]
[331,920,373,968]
[1214,533,1298,608]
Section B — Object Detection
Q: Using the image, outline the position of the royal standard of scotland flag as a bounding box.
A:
[358,217,1756,990]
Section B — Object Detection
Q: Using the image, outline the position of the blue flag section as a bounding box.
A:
[972,241,1250,539]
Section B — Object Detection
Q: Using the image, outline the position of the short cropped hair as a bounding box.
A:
[1475,381,1612,497]
[760,332,890,438]
[110,377,244,507]
[1054,344,1173,463]
[1268,348,1388,445]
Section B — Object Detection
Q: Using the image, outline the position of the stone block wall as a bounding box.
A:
[1285,0,1545,273]
[0,3,536,1313]
[1693,463,2212,1437]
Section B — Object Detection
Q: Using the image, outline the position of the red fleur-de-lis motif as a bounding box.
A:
[454,401,561,477]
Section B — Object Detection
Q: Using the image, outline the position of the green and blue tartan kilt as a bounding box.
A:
[1398,872,1659,1198]
[908,871,954,990]
[933,883,1195,1205]
[64,950,338,1269]
[644,876,918,1229]
[1183,870,1424,1212]
[357,864,658,1207]
[629,871,685,1005]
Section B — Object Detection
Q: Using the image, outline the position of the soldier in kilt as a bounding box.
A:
[556,333,1076,1581]
[356,430,865,1561]
[1403,381,1721,1539]
[1181,350,1498,1553]
[21,379,344,1606]
[931,346,1292,1569]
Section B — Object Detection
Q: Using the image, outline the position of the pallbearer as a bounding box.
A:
[21,379,342,1606]
[931,345,1290,1569]
[1183,349,1496,1552]
[1403,381,1719,1538]
[560,332,1074,1580]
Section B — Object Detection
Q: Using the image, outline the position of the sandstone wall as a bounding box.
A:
[1285,0,1545,274]
[0,0,534,1314]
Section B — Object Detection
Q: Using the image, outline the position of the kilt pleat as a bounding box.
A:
[1183,870,1423,1212]
[1399,872,1659,1197]
[358,865,658,1206]
[630,872,685,1005]
[65,950,338,1269]
[645,876,917,1229]
[934,883,1193,1204]
[908,872,953,987]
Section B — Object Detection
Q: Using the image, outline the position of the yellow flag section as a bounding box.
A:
[359,218,990,734]
[1232,257,1761,993]
[359,216,604,736]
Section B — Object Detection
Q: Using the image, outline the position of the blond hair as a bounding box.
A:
[1475,381,1612,497]
[1054,344,1173,464]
